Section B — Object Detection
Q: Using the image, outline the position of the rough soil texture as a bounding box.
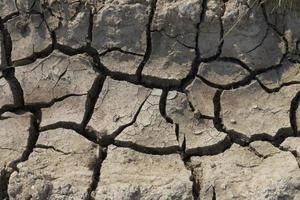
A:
[0,0,300,199]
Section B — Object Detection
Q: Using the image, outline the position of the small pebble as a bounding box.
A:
[230,119,236,124]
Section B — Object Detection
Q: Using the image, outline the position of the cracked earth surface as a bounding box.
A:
[1,0,300,199]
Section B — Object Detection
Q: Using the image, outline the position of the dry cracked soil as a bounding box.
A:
[1,0,300,199]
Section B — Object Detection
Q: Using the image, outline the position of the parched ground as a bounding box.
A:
[1,0,300,199]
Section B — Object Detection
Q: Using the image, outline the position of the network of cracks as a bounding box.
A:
[1,0,300,199]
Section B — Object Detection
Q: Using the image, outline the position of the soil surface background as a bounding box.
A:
[1,0,300,199]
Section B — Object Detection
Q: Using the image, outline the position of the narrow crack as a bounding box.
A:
[112,140,180,155]
[3,69,25,107]
[183,158,200,200]
[39,121,101,144]
[53,65,68,89]
[246,26,269,53]
[150,29,195,49]
[83,146,107,200]
[179,0,205,91]
[212,186,216,200]
[27,93,87,110]
[135,0,158,82]
[256,78,300,93]
[0,93,86,117]
[158,90,173,123]
[290,90,300,136]
[109,95,149,139]
[2,12,20,23]
[186,136,232,157]
[86,8,94,46]
[99,47,144,57]
[34,144,71,155]
[39,94,150,147]
[81,74,106,129]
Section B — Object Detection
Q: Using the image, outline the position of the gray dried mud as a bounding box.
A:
[1,0,300,199]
